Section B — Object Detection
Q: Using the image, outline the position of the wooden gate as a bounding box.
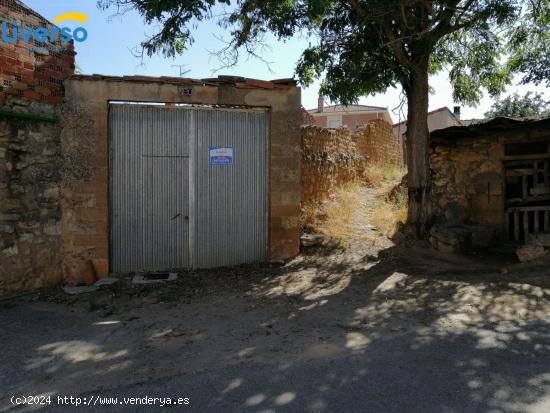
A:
[505,158,550,241]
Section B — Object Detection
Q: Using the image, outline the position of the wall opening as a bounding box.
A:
[504,158,550,242]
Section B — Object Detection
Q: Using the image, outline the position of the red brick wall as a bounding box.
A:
[0,0,75,106]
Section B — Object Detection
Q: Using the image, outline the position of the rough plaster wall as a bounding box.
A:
[59,103,104,279]
[0,115,63,293]
[301,126,367,205]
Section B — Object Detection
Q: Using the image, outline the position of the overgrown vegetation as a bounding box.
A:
[301,162,407,244]
[302,181,365,243]
[365,163,408,237]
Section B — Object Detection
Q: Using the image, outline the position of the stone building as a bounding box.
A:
[0,0,76,107]
[430,117,550,252]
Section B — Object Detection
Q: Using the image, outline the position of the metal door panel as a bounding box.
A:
[109,105,190,272]
[192,108,268,268]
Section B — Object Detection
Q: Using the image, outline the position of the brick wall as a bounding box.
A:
[355,119,403,165]
[0,113,63,293]
[0,0,75,107]
[301,126,367,205]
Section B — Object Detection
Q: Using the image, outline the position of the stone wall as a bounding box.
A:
[429,119,550,252]
[430,137,504,231]
[0,113,62,293]
[301,126,367,205]
[356,119,403,165]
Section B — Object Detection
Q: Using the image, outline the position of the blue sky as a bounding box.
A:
[24,0,549,123]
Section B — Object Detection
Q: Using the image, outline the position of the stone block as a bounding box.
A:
[91,258,109,279]
[429,225,471,253]
[2,245,18,257]
[516,245,548,262]
[0,224,14,233]
[66,261,97,286]
[43,221,61,235]
[45,268,63,285]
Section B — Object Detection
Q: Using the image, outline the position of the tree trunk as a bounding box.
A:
[405,62,432,237]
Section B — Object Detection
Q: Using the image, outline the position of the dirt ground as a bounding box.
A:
[2,187,550,412]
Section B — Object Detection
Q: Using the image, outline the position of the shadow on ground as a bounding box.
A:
[1,242,550,412]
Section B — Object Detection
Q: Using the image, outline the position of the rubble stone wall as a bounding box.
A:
[301,126,366,205]
[431,136,505,230]
[356,119,403,165]
[0,113,63,293]
[301,119,403,205]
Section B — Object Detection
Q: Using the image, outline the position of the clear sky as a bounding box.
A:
[24,0,549,123]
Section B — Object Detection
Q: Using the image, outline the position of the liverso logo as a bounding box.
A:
[1,11,88,49]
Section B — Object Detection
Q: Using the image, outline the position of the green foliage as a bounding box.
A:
[97,0,549,108]
[509,0,550,86]
[484,92,550,119]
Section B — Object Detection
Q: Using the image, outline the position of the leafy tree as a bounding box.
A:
[99,0,550,235]
[484,92,550,119]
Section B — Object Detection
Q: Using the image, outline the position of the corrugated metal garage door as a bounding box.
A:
[109,104,268,272]
[192,108,269,268]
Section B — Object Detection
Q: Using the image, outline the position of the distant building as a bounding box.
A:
[393,106,463,163]
[0,0,76,106]
[307,97,393,131]
[393,106,463,138]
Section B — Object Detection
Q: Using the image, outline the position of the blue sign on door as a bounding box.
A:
[209,147,234,165]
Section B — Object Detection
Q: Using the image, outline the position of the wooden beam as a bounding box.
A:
[514,212,520,241]
[503,154,550,161]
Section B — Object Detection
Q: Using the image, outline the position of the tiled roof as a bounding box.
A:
[69,75,297,90]
[307,104,388,114]
[431,116,550,141]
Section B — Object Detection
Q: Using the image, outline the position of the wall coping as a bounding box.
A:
[69,75,297,90]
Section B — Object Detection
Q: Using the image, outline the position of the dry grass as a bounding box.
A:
[364,162,405,195]
[365,162,408,237]
[370,196,408,236]
[302,181,365,242]
[301,162,408,243]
